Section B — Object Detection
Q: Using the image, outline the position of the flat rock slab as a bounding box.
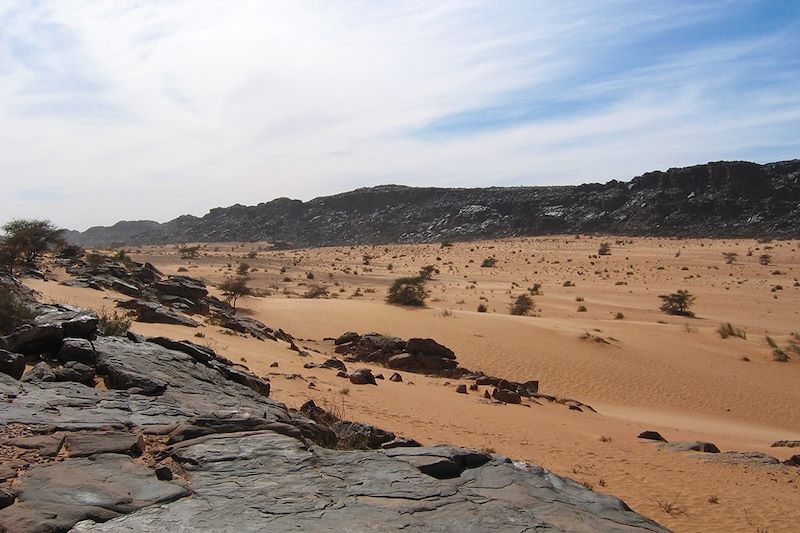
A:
[2,433,65,457]
[694,451,781,466]
[660,441,720,453]
[72,432,667,532]
[65,431,145,457]
[0,453,189,532]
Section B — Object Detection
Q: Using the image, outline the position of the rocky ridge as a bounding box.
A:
[65,159,800,248]
[0,275,667,532]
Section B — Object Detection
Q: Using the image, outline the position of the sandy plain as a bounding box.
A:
[27,235,800,532]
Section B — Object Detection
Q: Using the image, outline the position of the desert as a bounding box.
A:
[2,232,795,532]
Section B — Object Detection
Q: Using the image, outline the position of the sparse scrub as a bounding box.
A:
[303,285,330,299]
[481,257,497,268]
[577,305,587,312]
[614,312,625,320]
[0,286,33,335]
[717,322,746,340]
[477,303,488,313]
[218,275,253,309]
[97,309,131,337]
[509,294,534,316]
[722,252,738,264]
[598,242,611,255]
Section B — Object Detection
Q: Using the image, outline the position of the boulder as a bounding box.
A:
[335,331,360,345]
[111,278,142,298]
[1,305,97,354]
[320,357,347,371]
[54,361,96,386]
[21,362,56,383]
[129,300,199,327]
[456,384,467,394]
[153,275,209,299]
[350,368,377,385]
[389,372,403,382]
[386,353,414,369]
[0,349,25,379]
[57,337,95,365]
[492,388,521,404]
[147,337,215,364]
[405,338,456,359]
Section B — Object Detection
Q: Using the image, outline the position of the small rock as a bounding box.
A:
[638,431,667,442]
[0,350,25,380]
[374,373,385,380]
[57,338,95,365]
[456,384,467,394]
[389,372,403,382]
[336,371,349,378]
[0,488,14,510]
[155,465,173,480]
[469,383,478,391]
[492,388,521,404]
[335,332,360,345]
[350,368,377,385]
[270,362,279,368]
[483,390,491,399]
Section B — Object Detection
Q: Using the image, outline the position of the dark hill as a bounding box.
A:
[68,159,800,247]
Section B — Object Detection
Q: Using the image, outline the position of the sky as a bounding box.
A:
[1,1,799,231]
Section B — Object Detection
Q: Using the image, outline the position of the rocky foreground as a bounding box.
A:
[0,275,667,532]
[66,159,800,247]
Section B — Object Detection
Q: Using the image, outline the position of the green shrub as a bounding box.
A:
[509,294,534,316]
[386,276,429,307]
[658,290,695,316]
[97,310,131,337]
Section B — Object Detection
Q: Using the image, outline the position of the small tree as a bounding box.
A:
[509,294,534,316]
[1,219,65,268]
[759,254,772,266]
[658,289,695,317]
[386,276,429,307]
[179,245,201,259]
[236,262,251,275]
[722,252,738,264]
[218,275,253,310]
[418,265,438,280]
[598,242,611,256]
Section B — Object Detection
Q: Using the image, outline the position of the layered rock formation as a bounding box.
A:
[66,159,800,247]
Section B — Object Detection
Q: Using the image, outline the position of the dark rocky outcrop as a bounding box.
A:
[66,159,800,248]
[638,431,667,442]
[660,441,720,453]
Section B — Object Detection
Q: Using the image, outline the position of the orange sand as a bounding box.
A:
[27,235,800,532]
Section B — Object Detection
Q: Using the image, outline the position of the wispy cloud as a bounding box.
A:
[1,0,798,229]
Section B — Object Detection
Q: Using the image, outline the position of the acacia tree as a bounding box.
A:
[1,219,65,268]
[218,275,253,310]
[386,276,429,306]
[658,289,696,317]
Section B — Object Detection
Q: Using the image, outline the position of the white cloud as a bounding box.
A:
[0,0,798,229]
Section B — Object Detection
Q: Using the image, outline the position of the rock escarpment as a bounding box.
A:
[66,159,800,247]
[0,277,667,532]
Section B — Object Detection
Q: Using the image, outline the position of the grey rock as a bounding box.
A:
[694,451,782,466]
[127,300,199,328]
[2,433,65,457]
[21,362,56,383]
[65,431,145,457]
[146,336,215,364]
[660,441,720,453]
[57,337,95,365]
[53,361,96,386]
[0,453,189,532]
[153,276,208,300]
[72,432,667,533]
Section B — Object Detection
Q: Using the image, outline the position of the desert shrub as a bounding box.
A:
[773,349,789,362]
[0,286,33,335]
[481,257,497,268]
[303,284,330,299]
[247,250,258,259]
[441,241,454,248]
[85,252,107,267]
[418,265,438,280]
[97,309,131,337]
[722,252,738,264]
[658,290,695,317]
[577,305,587,312]
[477,303,488,313]
[575,296,584,302]
[598,242,611,255]
[717,322,746,339]
[563,280,575,287]
[306,272,315,279]
[236,262,251,275]
[614,312,625,320]
[178,245,201,259]
[528,283,542,295]
[177,266,189,272]
[58,244,84,259]
[765,335,778,348]
[509,294,534,316]
[759,254,772,266]
[386,276,429,307]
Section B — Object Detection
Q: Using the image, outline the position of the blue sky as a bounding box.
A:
[1,1,799,230]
